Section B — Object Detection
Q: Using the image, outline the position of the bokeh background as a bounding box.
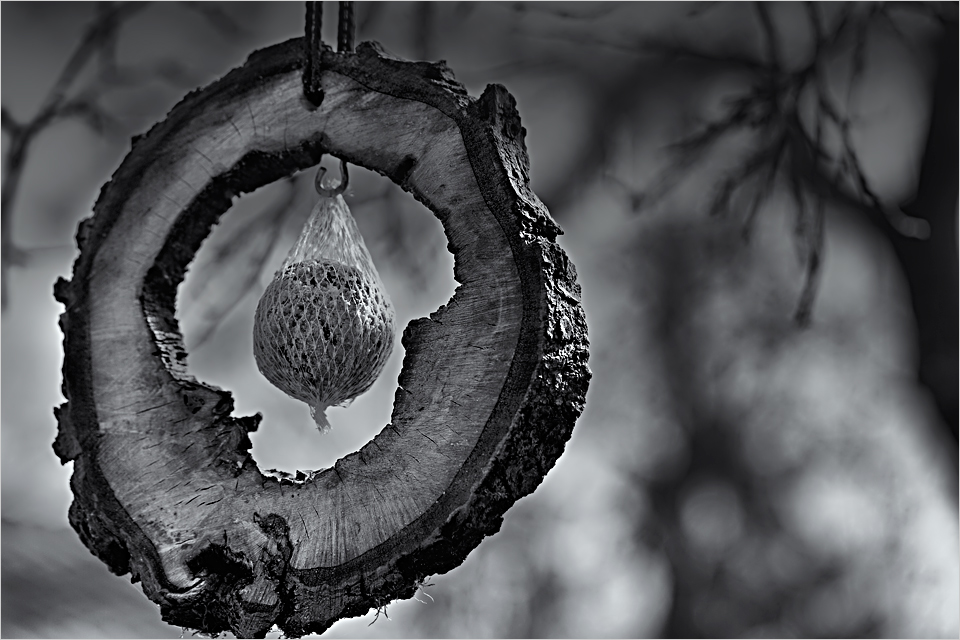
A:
[2,2,957,638]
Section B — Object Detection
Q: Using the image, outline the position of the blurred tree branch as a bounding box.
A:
[180,177,301,349]
[507,0,956,439]
[523,1,944,326]
[631,2,945,326]
[617,1,956,440]
[504,1,625,22]
[0,1,246,309]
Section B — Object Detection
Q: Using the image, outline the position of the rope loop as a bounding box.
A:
[303,1,324,105]
[303,2,354,103]
[337,2,355,53]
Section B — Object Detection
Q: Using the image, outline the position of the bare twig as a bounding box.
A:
[709,133,783,219]
[804,1,825,44]
[754,2,783,70]
[742,135,786,241]
[95,2,120,80]
[57,98,122,135]
[507,2,624,22]
[599,170,649,214]
[637,37,767,71]
[182,178,301,349]
[883,0,956,25]
[34,3,147,125]
[1,2,147,309]
[876,7,915,50]
[1,107,22,136]
[1,2,243,310]
[520,28,767,71]
[794,190,825,326]
[175,1,244,37]
[628,1,943,325]
[636,96,758,211]
[687,2,724,19]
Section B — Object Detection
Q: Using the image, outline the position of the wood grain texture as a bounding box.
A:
[53,39,589,638]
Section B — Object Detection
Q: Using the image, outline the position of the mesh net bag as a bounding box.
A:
[253,178,396,433]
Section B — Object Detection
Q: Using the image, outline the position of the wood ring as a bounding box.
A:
[54,39,590,638]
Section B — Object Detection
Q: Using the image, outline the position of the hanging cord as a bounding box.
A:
[306,2,355,194]
[337,1,355,53]
[303,1,324,105]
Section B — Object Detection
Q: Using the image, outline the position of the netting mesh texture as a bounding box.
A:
[253,189,396,433]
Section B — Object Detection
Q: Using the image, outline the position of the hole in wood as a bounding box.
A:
[178,166,456,474]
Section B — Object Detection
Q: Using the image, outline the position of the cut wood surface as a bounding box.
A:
[54,38,590,638]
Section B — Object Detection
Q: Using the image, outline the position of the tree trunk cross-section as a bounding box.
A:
[53,39,590,638]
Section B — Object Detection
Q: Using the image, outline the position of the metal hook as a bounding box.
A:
[315,158,349,198]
